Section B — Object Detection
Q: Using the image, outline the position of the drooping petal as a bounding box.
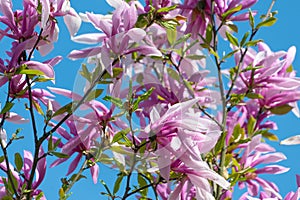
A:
[90,163,99,184]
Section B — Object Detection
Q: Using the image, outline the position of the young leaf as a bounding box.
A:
[52,152,69,158]
[256,17,277,29]
[247,115,256,136]
[0,102,14,114]
[53,102,73,117]
[112,128,131,143]
[157,5,177,13]
[19,69,45,76]
[262,131,279,141]
[137,174,148,197]
[103,96,123,108]
[270,104,293,115]
[249,10,255,29]
[222,5,242,19]
[85,89,103,102]
[166,29,177,46]
[14,153,23,172]
[225,32,239,47]
[173,33,191,47]
[48,135,53,152]
[113,174,124,194]
[240,31,250,47]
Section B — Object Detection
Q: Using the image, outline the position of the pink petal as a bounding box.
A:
[40,0,50,28]
[255,165,290,175]
[0,0,14,25]
[63,7,81,36]
[67,153,82,175]
[71,33,106,44]
[25,61,54,78]
[68,46,102,60]
[90,163,99,184]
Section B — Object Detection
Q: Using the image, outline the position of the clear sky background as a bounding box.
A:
[1,0,300,199]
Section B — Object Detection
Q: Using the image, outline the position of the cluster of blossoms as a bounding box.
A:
[0,0,300,199]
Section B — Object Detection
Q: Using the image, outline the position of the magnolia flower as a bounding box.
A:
[237,135,289,199]
[0,149,46,199]
[143,98,229,198]
[179,0,258,38]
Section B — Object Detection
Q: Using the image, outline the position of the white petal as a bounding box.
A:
[280,135,300,145]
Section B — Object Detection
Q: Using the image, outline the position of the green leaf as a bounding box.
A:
[286,65,294,73]
[69,173,87,183]
[0,156,4,163]
[227,23,238,33]
[240,31,250,47]
[245,39,263,47]
[157,19,179,30]
[19,69,45,76]
[137,174,148,196]
[0,102,14,114]
[167,68,180,82]
[14,153,23,172]
[262,131,279,141]
[185,54,206,60]
[80,64,91,82]
[32,100,44,116]
[270,104,293,115]
[113,174,124,194]
[256,17,277,29]
[246,93,264,99]
[173,33,191,47]
[53,102,73,117]
[249,9,255,29]
[222,5,242,19]
[48,135,53,152]
[205,24,213,44]
[133,87,155,111]
[232,124,243,142]
[225,32,239,47]
[85,89,103,102]
[135,13,151,29]
[166,29,177,46]
[209,49,220,60]
[247,115,256,136]
[112,128,131,143]
[222,49,239,61]
[157,5,177,13]
[52,152,69,158]
[103,96,123,108]
[35,192,44,200]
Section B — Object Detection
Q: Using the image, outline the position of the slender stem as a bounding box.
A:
[63,159,88,196]
[0,81,19,198]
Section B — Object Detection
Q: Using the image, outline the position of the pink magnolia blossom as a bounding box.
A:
[237,135,289,199]
[0,149,46,199]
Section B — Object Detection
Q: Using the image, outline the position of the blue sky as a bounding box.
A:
[1,0,300,199]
